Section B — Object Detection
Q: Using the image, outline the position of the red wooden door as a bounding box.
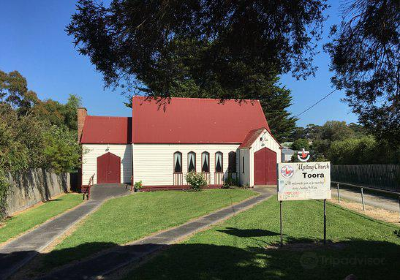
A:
[97,152,121,184]
[254,148,277,185]
[254,149,266,185]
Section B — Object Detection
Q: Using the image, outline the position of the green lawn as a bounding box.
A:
[128,196,400,280]
[0,193,82,243]
[38,189,256,271]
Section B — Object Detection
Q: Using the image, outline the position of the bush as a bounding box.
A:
[0,170,9,220]
[291,138,310,151]
[134,181,143,191]
[185,172,207,191]
[223,173,239,188]
[328,136,376,164]
[43,126,81,173]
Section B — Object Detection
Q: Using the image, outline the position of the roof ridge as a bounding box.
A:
[132,96,261,103]
[87,115,131,119]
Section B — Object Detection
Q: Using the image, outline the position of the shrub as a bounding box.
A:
[0,170,9,220]
[328,136,376,164]
[223,173,239,188]
[134,181,143,191]
[185,172,207,191]
[291,138,310,151]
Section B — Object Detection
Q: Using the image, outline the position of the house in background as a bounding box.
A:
[281,148,295,162]
[78,97,281,189]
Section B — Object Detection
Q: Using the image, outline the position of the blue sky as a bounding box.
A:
[0,0,358,127]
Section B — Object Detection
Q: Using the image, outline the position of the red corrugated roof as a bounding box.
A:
[80,116,132,144]
[239,128,265,148]
[132,96,270,144]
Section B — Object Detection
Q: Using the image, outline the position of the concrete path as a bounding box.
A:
[331,187,399,212]
[0,184,130,280]
[36,187,275,280]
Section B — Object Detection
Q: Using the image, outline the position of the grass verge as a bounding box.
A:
[0,193,82,244]
[127,196,400,280]
[38,189,255,271]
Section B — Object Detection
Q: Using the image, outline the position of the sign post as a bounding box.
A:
[277,162,331,246]
[323,199,327,244]
[280,201,283,247]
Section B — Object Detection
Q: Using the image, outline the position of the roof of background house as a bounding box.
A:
[131,96,270,144]
[281,142,293,148]
[282,148,295,155]
[80,116,132,144]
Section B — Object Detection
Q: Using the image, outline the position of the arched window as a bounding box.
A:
[228,151,236,173]
[188,152,196,172]
[215,152,223,173]
[173,152,182,173]
[201,152,210,172]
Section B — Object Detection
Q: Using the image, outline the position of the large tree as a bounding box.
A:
[0,70,82,219]
[0,70,82,172]
[0,70,38,114]
[67,0,328,141]
[325,0,399,145]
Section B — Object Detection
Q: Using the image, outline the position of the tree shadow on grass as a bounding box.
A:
[217,227,279,237]
[2,237,400,280]
[128,238,400,280]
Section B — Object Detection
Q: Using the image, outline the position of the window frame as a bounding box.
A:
[187,151,197,172]
[228,151,236,173]
[215,151,223,173]
[173,151,183,174]
[201,151,210,173]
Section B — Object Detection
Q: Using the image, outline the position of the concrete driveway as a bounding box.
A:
[90,183,131,200]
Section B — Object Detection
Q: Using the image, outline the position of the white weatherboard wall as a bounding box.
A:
[132,144,240,186]
[240,129,281,186]
[82,144,132,184]
[239,149,250,186]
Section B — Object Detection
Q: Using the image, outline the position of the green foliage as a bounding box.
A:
[291,139,310,151]
[0,104,46,171]
[0,194,82,243]
[66,0,329,143]
[258,78,297,142]
[0,70,38,112]
[33,94,81,130]
[68,0,327,94]
[325,0,399,144]
[328,136,376,164]
[291,120,398,164]
[43,126,81,173]
[320,121,355,142]
[223,174,239,189]
[171,75,298,142]
[130,197,400,280]
[0,169,9,218]
[328,137,400,165]
[38,190,255,272]
[134,181,143,191]
[0,70,82,219]
[185,172,207,191]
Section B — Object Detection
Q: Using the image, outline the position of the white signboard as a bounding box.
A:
[277,162,331,201]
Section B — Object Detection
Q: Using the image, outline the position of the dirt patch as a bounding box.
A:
[330,199,400,224]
